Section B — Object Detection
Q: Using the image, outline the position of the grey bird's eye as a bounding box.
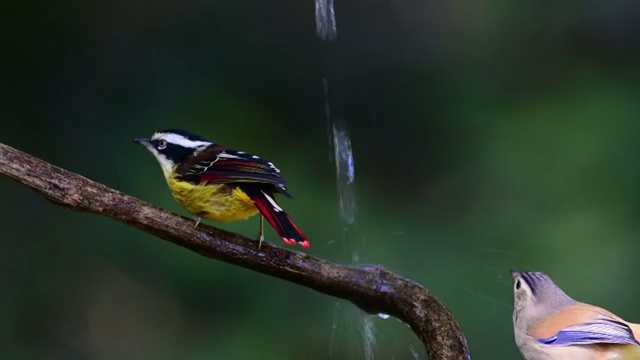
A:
[515,279,521,290]
[157,140,167,150]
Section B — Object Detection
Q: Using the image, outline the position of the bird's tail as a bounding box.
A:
[244,188,310,248]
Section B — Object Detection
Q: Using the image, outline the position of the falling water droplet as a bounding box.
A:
[363,315,376,360]
[325,62,384,358]
[332,119,357,225]
[409,344,421,359]
[315,0,337,41]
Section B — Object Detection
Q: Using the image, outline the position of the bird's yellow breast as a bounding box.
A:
[167,177,259,222]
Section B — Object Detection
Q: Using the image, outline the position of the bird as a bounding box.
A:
[133,128,310,249]
[510,269,640,360]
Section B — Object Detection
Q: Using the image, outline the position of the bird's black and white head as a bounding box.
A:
[509,269,576,331]
[134,129,213,178]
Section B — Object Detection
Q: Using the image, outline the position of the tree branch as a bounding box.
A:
[0,142,470,360]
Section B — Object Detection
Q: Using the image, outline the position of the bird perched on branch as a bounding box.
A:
[134,128,310,249]
[510,269,640,360]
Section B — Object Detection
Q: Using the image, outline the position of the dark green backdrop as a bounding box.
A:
[3,1,640,359]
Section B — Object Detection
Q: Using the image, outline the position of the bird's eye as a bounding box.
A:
[157,140,167,150]
[515,279,522,290]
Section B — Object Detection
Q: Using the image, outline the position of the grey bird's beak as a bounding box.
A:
[133,137,150,145]
[508,269,520,280]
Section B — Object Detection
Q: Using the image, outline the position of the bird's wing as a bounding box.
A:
[538,315,640,347]
[176,145,290,196]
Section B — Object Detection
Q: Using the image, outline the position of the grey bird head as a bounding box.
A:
[509,269,577,333]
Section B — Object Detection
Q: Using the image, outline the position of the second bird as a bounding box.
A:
[134,128,310,249]
[510,269,640,360]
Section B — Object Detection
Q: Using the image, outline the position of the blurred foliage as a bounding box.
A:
[2,0,640,359]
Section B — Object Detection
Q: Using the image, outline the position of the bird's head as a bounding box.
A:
[134,128,213,178]
[509,269,576,332]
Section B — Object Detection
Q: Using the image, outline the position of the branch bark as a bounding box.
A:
[0,142,470,360]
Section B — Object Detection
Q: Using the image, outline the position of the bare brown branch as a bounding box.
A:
[0,142,470,360]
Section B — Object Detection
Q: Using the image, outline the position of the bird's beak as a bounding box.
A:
[133,137,150,145]
[508,269,520,280]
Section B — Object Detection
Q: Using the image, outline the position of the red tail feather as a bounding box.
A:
[249,190,310,248]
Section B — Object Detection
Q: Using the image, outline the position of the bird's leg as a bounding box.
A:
[193,216,202,228]
[257,215,265,249]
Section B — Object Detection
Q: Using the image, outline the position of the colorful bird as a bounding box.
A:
[134,128,310,249]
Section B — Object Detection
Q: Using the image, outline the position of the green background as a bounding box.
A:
[2,1,640,359]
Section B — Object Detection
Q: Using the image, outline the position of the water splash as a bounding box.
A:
[409,344,422,360]
[325,78,356,226]
[315,0,337,41]
[362,315,376,360]
[329,300,381,360]
[332,119,356,225]
[325,77,381,359]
